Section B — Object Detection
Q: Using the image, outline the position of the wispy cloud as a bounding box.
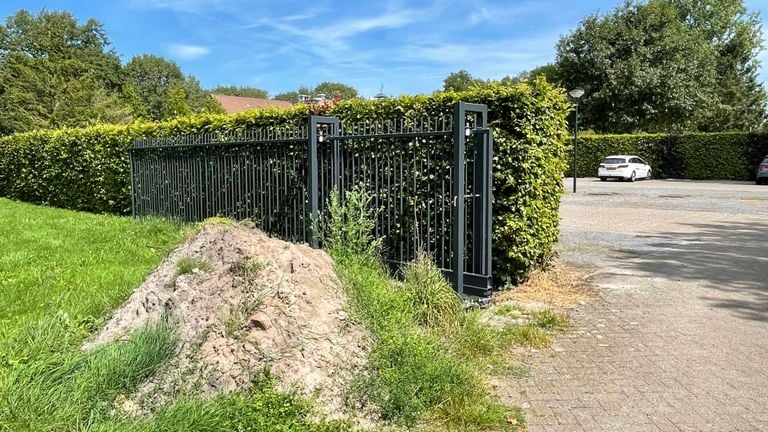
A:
[468,2,548,26]
[166,43,210,60]
[398,32,564,79]
[129,0,223,13]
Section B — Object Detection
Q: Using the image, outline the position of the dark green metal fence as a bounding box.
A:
[130,102,492,296]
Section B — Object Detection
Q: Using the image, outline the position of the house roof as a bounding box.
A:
[211,94,292,113]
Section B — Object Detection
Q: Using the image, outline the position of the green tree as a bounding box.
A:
[210,85,269,99]
[184,75,225,114]
[555,0,766,133]
[312,81,359,100]
[165,84,192,117]
[442,70,484,92]
[274,85,312,103]
[0,10,122,134]
[122,55,220,120]
[274,83,358,102]
[122,54,184,120]
[90,88,134,124]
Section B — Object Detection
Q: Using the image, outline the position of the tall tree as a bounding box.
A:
[0,10,122,134]
[442,70,484,92]
[274,83,358,102]
[122,54,222,120]
[555,0,766,133]
[210,85,269,99]
[312,82,359,100]
[274,85,310,103]
[122,54,185,120]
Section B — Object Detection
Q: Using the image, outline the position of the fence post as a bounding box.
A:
[471,107,491,281]
[308,117,320,248]
[452,102,466,295]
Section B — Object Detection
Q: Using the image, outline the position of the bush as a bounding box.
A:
[567,132,768,180]
[0,80,570,285]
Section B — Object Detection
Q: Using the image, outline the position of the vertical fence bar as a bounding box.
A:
[485,132,494,280]
[130,148,137,218]
[472,110,488,275]
[452,102,466,295]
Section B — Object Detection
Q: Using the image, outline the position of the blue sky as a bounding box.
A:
[2,0,768,98]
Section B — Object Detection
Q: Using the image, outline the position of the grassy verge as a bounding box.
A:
[0,194,567,431]
[322,188,565,431]
[0,199,346,431]
[0,198,185,335]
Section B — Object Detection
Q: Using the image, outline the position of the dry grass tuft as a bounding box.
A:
[496,263,595,309]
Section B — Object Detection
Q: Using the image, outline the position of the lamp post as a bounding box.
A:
[568,88,585,193]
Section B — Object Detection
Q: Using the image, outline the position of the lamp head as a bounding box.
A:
[568,88,585,99]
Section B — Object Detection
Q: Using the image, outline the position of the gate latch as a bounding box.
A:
[453,194,480,206]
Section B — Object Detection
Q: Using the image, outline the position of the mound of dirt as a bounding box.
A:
[85,221,368,417]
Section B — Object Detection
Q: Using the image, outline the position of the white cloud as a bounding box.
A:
[397,32,563,79]
[468,2,548,26]
[167,44,210,60]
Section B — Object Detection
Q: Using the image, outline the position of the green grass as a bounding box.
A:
[322,187,572,431]
[175,257,212,276]
[321,187,530,431]
[0,319,178,431]
[0,199,345,432]
[0,194,566,431]
[0,198,185,335]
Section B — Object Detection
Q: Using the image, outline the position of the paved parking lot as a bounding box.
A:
[500,178,768,432]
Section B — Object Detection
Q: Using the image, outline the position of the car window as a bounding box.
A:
[630,158,639,163]
[603,157,625,164]
[636,158,646,164]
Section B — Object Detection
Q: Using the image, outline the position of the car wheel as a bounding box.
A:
[646,169,652,180]
[629,171,636,182]
[600,177,607,182]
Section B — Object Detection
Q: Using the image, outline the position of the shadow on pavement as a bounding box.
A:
[618,219,768,322]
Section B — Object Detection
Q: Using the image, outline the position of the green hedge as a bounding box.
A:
[0,81,569,285]
[567,132,768,180]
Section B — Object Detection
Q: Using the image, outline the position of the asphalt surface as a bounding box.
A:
[501,178,768,432]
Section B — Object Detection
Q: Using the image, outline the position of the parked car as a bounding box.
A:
[757,155,768,185]
[597,155,651,182]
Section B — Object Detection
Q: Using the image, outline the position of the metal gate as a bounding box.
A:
[130,102,492,296]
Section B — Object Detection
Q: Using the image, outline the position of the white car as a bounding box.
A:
[597,155,651,182]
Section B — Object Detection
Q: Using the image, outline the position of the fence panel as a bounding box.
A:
[130,103,493,296]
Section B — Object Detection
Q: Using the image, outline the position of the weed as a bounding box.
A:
[316,186,382,259]
[326,190,523,430]
[401,253,462,329]
[222,298,261,338]
[504,324,551,348]
[531,309,569,330]
[175,257,211,276]
[494,303,523,317]
[231,257,266,282]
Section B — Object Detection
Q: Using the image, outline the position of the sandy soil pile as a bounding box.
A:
[85,221,368,416]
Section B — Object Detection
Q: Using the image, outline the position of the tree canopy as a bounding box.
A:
[0,9,224,134]
[274,82,358,102]
[123,55,222,121]
[209,85,269,99]
[555,0,767,133]
[442,70,484,92]
[0,10,122,134]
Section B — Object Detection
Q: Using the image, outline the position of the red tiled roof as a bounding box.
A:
[211,94,292,113]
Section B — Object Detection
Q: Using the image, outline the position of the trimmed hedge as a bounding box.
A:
[567,132,768,180]
[0,81,570,285]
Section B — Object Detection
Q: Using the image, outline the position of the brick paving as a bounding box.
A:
[498,180,768,432]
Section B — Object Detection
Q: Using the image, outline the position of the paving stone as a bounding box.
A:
[498,181,768,432]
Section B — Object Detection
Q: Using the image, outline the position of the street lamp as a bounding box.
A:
[568,88,585,193]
